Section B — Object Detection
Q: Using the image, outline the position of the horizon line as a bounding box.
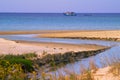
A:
[0,12,120,14]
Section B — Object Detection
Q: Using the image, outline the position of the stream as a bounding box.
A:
[0,34,120,75]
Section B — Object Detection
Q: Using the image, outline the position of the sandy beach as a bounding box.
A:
[37,30,120,41]
[0,30,118,56]
[0,30,79,35]
[0,30,120,41]
[0,38,108,56]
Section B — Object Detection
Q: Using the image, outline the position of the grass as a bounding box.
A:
[36,58,97,80]
[107,55,120,77]
[98,54,120,79]
[37,54,120,80]
[38,64,95,80]
[0,53,97,80]
[1,52,120,80]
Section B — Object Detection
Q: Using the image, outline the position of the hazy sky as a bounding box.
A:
[0,0,120,13]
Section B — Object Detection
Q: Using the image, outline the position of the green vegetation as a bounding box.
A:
[0,60,26,80]
[0,53,97,80]
[23,53,37,59]
[1,52,120,80]
[34,48,107,69]
[0,53,38,80]
[0,54,35,72]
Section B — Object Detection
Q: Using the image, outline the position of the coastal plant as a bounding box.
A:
[89,58,98,72]
[23,53,37,59]
[0,51,110,80]
[100,54,120,67]
[108,55,120,77]
[48,70,94,80]
[0,53,41,80]
[0,60,26,80]
[0,54,34,72]
[99,54,120,78]
[78,61,95,80]
[42,62,96,80]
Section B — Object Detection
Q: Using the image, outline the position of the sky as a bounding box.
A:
[0,0,120,13]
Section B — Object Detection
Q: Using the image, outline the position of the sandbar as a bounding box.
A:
[0,38,108,57]
[37,30,120,41]
[0,30,120,41]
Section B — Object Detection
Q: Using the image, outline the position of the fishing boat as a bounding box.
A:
[64,12,77,16]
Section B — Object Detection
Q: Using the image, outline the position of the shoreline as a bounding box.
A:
[0,30,85,35]
[0,38,110,70]
[37,30,120,41]
[0,30,117,80]
[0,29,120,34]
[0,30,120,41]
[0,38,114,80]
[0,38,109,55]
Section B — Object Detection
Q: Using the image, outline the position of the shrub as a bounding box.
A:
[0,60,26,80]
[0,54,34,72]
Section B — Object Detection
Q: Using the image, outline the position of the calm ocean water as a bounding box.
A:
[0,13,120,31]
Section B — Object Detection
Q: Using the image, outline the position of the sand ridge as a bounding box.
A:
[1,30,120,41]
[37,30,120,41]
[0,38,108,56]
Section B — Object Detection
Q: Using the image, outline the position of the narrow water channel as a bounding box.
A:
[0,34,120,75]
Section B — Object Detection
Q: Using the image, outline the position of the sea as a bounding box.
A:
[0,13,120,31]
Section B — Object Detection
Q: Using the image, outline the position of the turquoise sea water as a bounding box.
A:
[0,13,120,31]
